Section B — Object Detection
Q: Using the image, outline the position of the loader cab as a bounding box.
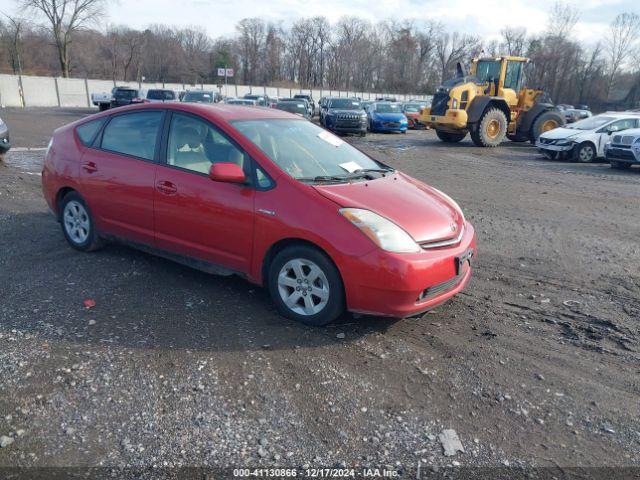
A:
[471,56,529,107]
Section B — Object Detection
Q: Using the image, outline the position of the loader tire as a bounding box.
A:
[435,129,466,143]
[529,110,564,143]
[470,108,507,147]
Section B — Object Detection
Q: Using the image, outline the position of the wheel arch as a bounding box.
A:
[55,186,77,216]
[466,97,510,125]
[260,237,345,290]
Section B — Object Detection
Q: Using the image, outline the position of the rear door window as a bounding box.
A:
[100,111,164,161]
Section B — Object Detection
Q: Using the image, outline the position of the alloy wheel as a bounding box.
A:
[277,258,330,316]
[63,200,90,245]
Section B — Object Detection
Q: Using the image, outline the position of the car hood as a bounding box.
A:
[313,173,463,244]
[372,112,406,122]
[540,127,583,140]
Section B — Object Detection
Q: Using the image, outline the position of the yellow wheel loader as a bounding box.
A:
[421,56,565,147]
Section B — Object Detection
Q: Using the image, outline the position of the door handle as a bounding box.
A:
[156,180,177,195]
[82,162,98,173]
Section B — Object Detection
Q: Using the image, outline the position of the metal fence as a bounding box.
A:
[0,73,430,108]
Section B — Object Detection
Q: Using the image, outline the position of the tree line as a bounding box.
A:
[1,0,639,110]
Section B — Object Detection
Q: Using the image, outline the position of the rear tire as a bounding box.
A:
[435,129,466,143]
[470,108,507,147]
[530,110,564,143]
[268,245,345,326]
[611,160,631,170]
[59,192,103,252]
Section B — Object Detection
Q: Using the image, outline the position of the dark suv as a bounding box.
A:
[321,98,367,136]
[110,88,145,108]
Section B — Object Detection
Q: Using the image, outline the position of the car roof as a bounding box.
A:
[86,102,299,122]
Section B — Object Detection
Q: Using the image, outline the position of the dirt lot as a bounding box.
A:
[0,107,639,476]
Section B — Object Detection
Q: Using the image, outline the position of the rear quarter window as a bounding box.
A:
[76,119,105,146]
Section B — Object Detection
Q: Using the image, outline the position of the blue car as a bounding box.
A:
[366,102,408,133]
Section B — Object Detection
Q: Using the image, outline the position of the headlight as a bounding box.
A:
[451,99,458,109]
[555,139,575,147]
[339,208,421,253]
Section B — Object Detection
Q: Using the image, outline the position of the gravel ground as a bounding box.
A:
[0,108,639,477]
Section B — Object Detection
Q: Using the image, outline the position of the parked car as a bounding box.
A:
[275,100,311,118]
[145,89,177,103]
[226,98,257,106]
[182,90,217,104]
[243,94,270,106]
[574,104,590,111]
[367,102,408,133]
[376,97,397,102]
[0,116,10,157]
[563,108,591,124]
[402,103,425,129]
[536,112,640,162]
[110,88,146,108]
[91,88,116,111]
[41,103,475,325]
[322,97,367,136]
[605,127,640,170]
[293,94,316,116]
[556,104,574,111]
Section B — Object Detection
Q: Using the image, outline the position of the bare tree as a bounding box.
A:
[501,27,526,56]
[19,0,106,77]
[0,14,25,75]
[604,12,640,97]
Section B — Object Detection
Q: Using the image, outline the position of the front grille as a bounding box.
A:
[607,147,635,160]
[382,121,400,127]
[430,91,450,116]
[417,263,468,302]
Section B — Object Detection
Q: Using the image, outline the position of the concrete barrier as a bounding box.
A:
[22,75,58,107]
[0,74,22,107]
[57,77,89,107]
[0,73,427,108]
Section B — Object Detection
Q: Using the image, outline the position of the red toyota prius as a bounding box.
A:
[42,103,476,325]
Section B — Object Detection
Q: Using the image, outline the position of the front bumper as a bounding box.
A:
[606,146,640,164]
[0,124,10,153]
[343,222,477,318]
[422,108,468,130]
[535,141,574,152]
[371,121,408,133]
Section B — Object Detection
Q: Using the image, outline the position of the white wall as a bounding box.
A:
[0,73,428,108]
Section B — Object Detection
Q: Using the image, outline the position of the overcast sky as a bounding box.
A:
[0,0,636,42]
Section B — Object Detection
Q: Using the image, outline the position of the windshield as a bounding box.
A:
[147,90,175,100]
[403,104,421,113]
[329,99,361,110]
[568,116,615,130]
[115,89,137,99]
[475,60,502,83]
[232,119,383,181]
[276,102,307,114]
[374,103,401,113]
[184,91,213,103]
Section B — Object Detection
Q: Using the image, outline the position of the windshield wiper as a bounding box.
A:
[353,168,394,175]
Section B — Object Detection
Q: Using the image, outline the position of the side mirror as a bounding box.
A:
[209,162,246,184]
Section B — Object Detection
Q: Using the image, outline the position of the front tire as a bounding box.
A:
[470,108,507,147]
[611,160,631,170]
[575,142,596,163]
[268,245,345,326]
[435,129,466,143]
[59,192,103,252]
